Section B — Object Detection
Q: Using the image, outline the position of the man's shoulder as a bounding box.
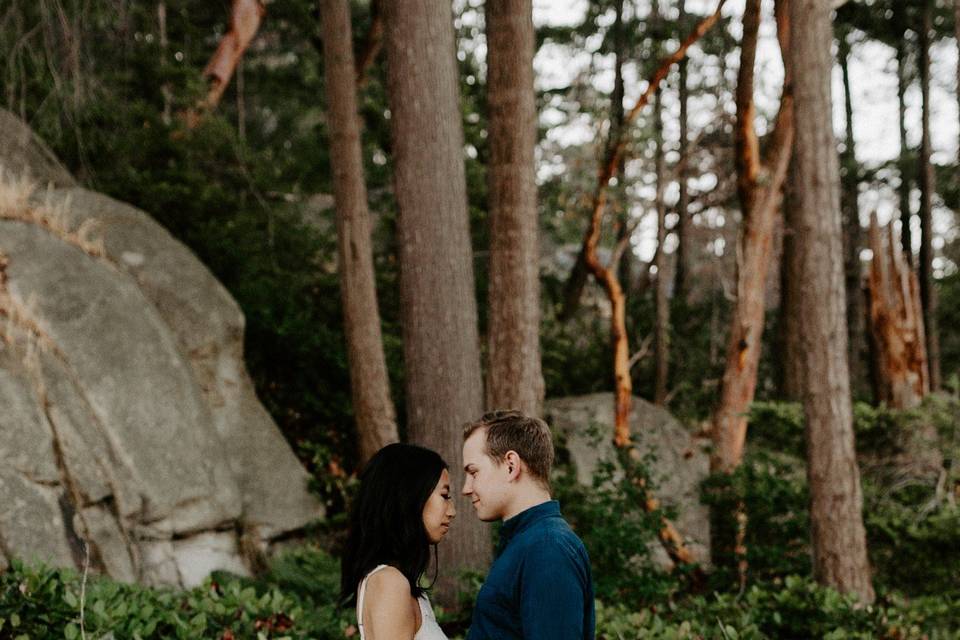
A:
[516,516,588,557]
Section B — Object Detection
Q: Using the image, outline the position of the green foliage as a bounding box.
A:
[553,427,692,604]
[0,552,352,639]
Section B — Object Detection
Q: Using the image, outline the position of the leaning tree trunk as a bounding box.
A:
[485,0,543,415]
[712,0,793,473]
[917,0,941,391]
[383,0,489,603]
[319,0,398,465]
[788,0,875,604]
[188,0,265,125]
[866,213,928,409]
[838,30,867,400]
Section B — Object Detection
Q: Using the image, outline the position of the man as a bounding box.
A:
[462,410,595,640]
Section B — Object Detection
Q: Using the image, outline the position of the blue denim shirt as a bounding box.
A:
[467,500,595,640]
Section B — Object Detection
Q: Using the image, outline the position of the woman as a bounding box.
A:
[341,443,455,640]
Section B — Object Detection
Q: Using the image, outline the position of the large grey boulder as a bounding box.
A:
[544,393,711,568]
[0,109,323,587]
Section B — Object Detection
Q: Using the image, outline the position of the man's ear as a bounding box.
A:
[504,451,522,480]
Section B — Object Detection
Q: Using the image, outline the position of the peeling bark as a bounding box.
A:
[711,0,793,474]
[866,212,928,409]
[187,0,265,126]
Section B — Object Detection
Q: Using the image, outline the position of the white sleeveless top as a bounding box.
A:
[356,565,448,640]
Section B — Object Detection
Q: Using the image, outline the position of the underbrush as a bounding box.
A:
[3,398,959,638]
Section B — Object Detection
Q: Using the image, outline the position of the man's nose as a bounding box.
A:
[462,477,471,495]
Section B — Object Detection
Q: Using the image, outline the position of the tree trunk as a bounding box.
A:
[613,0,631,291]
[712,0,793,473]
[190,0,265,124]
[895,12,913,264]
[866,213,928,409]
[674,0,692,303]
[917,0,941,391]
[838,31,867,399]
[158,1,172,125]
[653,88,670,406]
[485,0,543,415]
[779,178,802,400]
[383,0,489,603]
[788,0,874,604]
[319,0,399,466]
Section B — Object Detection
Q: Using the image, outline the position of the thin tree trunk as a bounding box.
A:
[613,0,631,290]
[917,0,941,391]
[788,0,874,604]
[563,0,728,326]
[383,0,489,603]
[581,0,729,445]
[158,1,172,125]
[712,0,793,473]
[653,87,670,406]
[187,0,265,126]
[895,12,913,264]
[674,0,691,302]
[355,0,382,87]
[838,31,866,399]
[780,179,802,400]
[319,0,399,465]
[485,0,543,415]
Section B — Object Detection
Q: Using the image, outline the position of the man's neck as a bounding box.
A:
[502,487,552,522]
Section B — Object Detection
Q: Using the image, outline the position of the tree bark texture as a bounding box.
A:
[917,0,941,391]
[383,0,490,602]
[866,213,928,409]
[319,0,399,466]
[485,0,543,416]
[788,0,874,604]
[653,88,670,407]
[581,0,729,447]
[712,0,793,473]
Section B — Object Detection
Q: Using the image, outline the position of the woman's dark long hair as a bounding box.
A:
[340,442,447,605]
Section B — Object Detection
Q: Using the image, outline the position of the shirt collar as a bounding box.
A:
[498,500,560,553]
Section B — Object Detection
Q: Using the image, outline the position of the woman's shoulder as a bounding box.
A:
[363,566,411,600]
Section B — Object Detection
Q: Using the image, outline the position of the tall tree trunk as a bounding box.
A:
[674,0,692,302]
[917,0,941,391]
[319,0,399,466]
[838,31,866,399]
[712,0,793,473]
[779,179,802,400]
[788,0,874,604]
[158,1,172,125]
[895,10,913,264]
[653,87,670,406]
[485,0,543,415]
[383,0,489,603]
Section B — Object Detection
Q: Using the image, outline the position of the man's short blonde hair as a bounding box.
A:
[463,409,554,487]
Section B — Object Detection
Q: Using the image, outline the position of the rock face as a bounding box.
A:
[544,393,711,567]
[0,109,323,587]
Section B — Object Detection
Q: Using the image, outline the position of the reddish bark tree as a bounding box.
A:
[711,0,793,473]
